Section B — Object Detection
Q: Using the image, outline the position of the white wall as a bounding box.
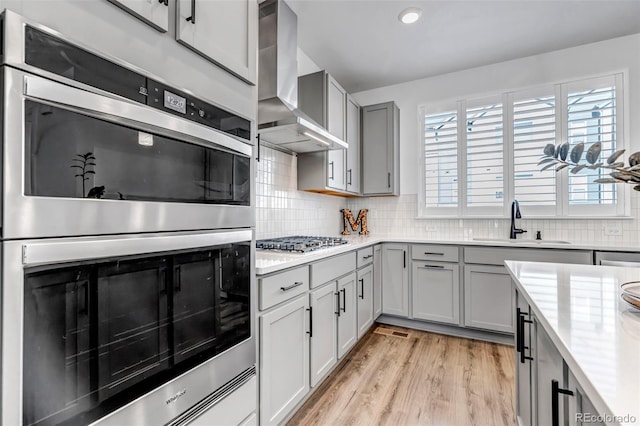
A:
[348,34,640,243]
[352,33,640,196]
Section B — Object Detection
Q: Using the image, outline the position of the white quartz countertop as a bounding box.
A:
[255,233,640,275]
[504,261,640,425]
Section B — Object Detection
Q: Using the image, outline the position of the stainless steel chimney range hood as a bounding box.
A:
[258,0,348,153]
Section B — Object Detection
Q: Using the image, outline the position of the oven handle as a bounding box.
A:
[21,229,252,266]
[23,74,252,158]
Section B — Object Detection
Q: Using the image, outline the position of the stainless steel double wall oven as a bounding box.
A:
[0,10,255,426]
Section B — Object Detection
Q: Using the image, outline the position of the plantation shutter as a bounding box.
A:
[424,110,458,209]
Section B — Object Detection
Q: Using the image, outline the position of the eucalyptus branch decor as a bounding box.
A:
[539,141,640,190]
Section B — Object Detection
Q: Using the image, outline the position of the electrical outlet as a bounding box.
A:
[604,224,623,236]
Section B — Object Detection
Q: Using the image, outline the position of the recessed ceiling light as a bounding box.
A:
[398,7,422,24]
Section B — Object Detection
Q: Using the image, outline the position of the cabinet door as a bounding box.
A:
[568,370,605,426]
[464,265,514,333]
[515,290,535,426]
[327,149,346,191]
[535,319,567,426]
[107,0,169,32]
[309,283,338,387]
[382,244,409,317]
[345,94,360,194]
[176,0,258,84]
[412,262,459,325]
[362,102,399,195]
[337,273,358,359]
[326,74,346,139]
[357,265,374,339]
[259,296,310,426]
[373,245,382,319]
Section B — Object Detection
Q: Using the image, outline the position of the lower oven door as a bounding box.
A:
[1,229,255,426]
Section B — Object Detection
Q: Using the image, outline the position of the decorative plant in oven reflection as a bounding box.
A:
[71,152,106,198]
[539,142,640,190]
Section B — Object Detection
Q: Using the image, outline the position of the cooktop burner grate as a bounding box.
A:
[256,236,348,253]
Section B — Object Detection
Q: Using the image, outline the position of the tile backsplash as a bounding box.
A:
[256,146,345,239]
[256,147,640,244]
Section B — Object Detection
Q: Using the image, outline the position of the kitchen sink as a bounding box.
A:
[472,238,572,245]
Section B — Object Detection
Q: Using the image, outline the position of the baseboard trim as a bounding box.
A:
[376,315,514,346]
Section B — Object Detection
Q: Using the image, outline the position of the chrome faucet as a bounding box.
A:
[510,200,527,239]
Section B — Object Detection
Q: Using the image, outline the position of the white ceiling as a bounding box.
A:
[287,0,640,93]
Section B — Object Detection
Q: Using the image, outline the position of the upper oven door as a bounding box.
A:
[2,67,254,239]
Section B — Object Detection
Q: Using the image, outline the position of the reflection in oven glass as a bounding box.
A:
[23,243,250,426]
[24,101,250,205]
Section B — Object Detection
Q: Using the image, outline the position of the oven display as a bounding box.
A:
[164,90,187,114]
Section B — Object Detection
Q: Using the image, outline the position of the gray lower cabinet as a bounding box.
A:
[568,370,605,426]
[535,318,567,426]
[464,265,514,333]
[412,262,460,325]
[309,283,338,387]
[259,295,309,426]
[107,0,169,31]
[356,265,374,339]
[373,245,382,319]
[361,101,400,196]
[337,273,358,358]
[381,244,409,317]
[176,0,257,84]
[515,290,535,426]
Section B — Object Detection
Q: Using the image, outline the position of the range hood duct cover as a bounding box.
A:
[258,0,347,153]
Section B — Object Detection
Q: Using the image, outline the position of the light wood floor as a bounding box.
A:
[287,324,515,426]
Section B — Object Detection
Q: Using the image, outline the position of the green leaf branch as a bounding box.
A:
[539,142,640,191]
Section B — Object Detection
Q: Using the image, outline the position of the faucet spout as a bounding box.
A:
[510,200,527,239]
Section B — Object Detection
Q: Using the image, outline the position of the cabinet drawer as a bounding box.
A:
[259,266,309,310]
[356,246,374,268]
[464,247,591,266]
[311,252,357,288]
[411,244,459,262]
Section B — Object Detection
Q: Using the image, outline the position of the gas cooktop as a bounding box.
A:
[256,236,348,253]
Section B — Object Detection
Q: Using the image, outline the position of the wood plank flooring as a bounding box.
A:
[287,325,515,426]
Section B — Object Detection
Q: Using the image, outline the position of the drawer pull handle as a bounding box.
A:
[280,281,303,292]
[362,255,373,260]
[423,265,444,269]
[424,252,444,256]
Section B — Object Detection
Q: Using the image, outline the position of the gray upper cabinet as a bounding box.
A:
[176,0,258,85]
[345,94,361,194]
[298,71,351,193]
[107,0,169,32]
[361,101,399,196]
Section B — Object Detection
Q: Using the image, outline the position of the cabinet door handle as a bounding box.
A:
[186,0,196,23]
[335,292,341,316]
[362,254,373,260]
[388,172,391,188]
[424,252,444,256]
[341,288,346,312]
[159,0,168,5]
[256,133,261,162]
[280,281,303,292]
[423,265,444,269]
[403,250,406,268]
[551,380,574,426]
[329,161,334,180]
[516,308,523,355]
[348,169,352,185]
[306,307,313,337]
[359,278,364,299]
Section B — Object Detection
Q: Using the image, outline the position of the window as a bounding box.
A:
[419,73,626,218]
